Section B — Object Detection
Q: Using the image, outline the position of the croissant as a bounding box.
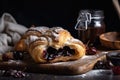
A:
[14,26,49,51]
[15,26,86,63]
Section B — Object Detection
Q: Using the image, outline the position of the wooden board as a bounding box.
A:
[0,51,107,75]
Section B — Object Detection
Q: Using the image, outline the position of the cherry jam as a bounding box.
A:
[43,46,75,61]
[75,10,106,46]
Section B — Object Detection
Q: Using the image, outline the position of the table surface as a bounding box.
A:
[0,47,120,80]
[0,69,120,80]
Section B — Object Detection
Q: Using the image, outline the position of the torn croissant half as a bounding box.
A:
[14,26,86,63]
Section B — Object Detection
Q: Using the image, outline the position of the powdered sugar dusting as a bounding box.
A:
[53,27,63,33]
[39,36,47,41]
[29,26,49,34]
[51,31,59,39]
[50,27,64,41]
[70,38,81,43]
[25,35,39,45]
[47,37,53,46]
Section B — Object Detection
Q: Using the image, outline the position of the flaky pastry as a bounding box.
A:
[14,26,86,63]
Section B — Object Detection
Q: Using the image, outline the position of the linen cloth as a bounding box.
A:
[0,13,28,54]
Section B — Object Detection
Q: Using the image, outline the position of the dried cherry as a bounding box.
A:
[86,46,97,55]
[112,66,120,75]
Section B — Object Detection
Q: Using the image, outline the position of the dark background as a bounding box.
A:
[0,0,120,38]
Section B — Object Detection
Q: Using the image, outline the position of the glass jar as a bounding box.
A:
[75,10,106,46]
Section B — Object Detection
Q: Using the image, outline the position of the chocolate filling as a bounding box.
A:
[43,46,75,61]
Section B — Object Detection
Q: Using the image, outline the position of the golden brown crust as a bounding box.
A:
[14,26,86,63]
[14,39,28,51]
[45,27,73,49]
[14,26,49,51]
[22,30,42,39]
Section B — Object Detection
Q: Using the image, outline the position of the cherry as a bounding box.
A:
[86,46,97,55]
[85,42,97,55]
[93,60,111,69]
[13,51,24,60]
[2,51,24,61]
[112,66,120,75]
[2,54,12,61]
[2,69,28,78]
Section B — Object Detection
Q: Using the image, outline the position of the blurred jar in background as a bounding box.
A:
[75,10,106,46]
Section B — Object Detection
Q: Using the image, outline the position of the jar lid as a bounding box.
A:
[77,10,91,22]
[92,10,104,19]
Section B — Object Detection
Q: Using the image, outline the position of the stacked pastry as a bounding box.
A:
[14,26,86,63]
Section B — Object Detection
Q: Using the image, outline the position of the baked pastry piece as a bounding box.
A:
[14,26,49,51]
[15,26,86,63]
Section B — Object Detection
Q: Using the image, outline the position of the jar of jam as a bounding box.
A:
[75,10,106,46]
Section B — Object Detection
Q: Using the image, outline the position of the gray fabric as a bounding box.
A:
[0,13,28,54]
